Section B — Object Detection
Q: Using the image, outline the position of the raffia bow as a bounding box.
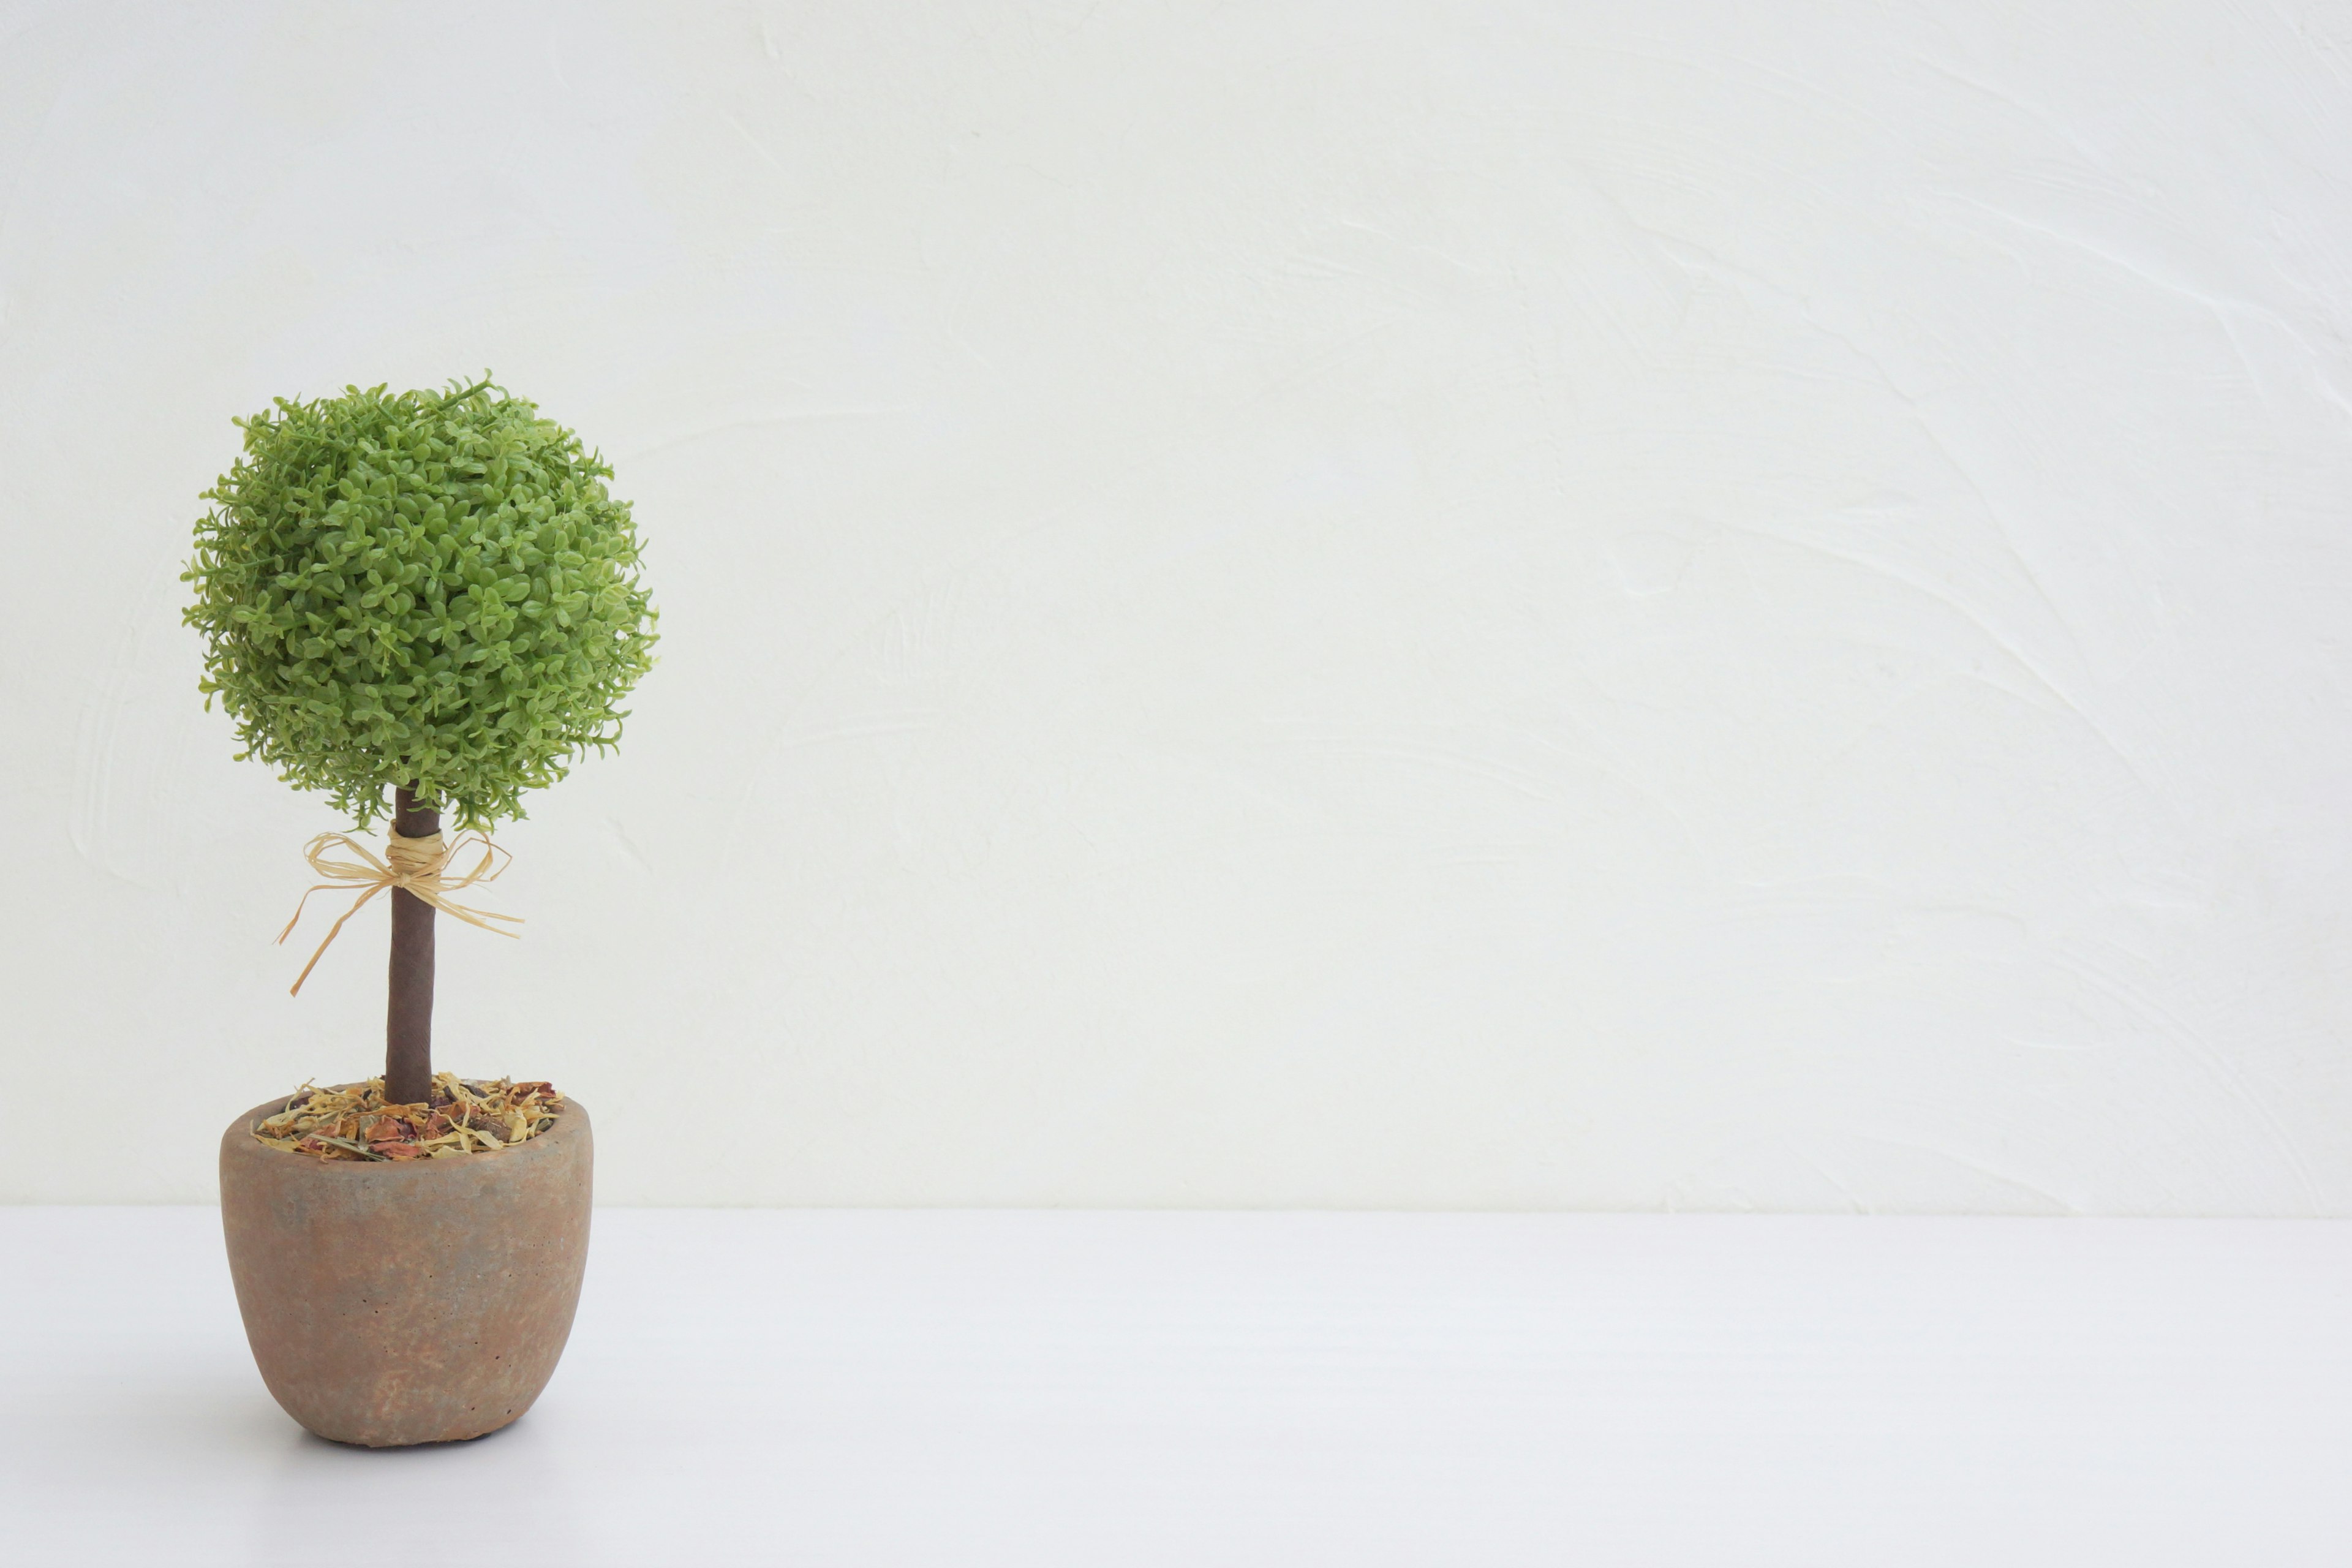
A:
[278,829,522,997]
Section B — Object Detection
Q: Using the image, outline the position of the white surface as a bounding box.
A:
[5,1208,2351,1565]
[8,3,2352,1209]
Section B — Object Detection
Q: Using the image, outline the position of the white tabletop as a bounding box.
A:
[5,1207,2349,1565]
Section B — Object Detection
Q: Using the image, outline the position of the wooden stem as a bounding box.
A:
[386,785,437,1104]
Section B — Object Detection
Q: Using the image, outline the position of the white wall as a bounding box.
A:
[6,1,2352,1210]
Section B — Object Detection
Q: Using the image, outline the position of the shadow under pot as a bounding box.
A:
[217,1093,592,1447]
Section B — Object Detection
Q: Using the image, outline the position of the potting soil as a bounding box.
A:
[251,1074,563,1160]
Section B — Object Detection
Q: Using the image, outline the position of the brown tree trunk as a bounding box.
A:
[386,785,437,1105]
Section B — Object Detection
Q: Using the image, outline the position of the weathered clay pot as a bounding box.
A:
[218,1093,592,1447]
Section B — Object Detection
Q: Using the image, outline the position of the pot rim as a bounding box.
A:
[224,1087,588,1182]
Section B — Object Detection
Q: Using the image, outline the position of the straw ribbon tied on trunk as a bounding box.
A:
[279,829,522,996]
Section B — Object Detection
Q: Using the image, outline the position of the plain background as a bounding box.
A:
[6,1,2352,1210]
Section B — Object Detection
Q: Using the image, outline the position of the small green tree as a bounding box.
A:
[185,376,657,1102]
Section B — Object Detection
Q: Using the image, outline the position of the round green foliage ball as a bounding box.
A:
[184,377,658,829]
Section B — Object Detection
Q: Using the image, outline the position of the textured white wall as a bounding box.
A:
[6,1,2352,1210]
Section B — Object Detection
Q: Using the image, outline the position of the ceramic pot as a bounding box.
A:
[217,1092,592,1447]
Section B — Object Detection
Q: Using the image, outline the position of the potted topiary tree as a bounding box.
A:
[186,375,656,1446]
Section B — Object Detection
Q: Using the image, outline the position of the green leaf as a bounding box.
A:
[181,374,658,830]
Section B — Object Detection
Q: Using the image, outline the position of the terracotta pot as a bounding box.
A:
[217,1092,592,1447]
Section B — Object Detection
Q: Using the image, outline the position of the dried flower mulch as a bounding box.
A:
[252,1074,563,1161]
